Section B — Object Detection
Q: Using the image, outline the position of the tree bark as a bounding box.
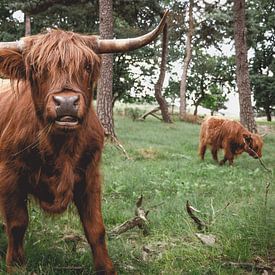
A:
[233,0,257,132]
[265,106,272,121]
[97,0,115,138]
[154,23,172,123]
[25,14,31,36]
[193,105,198,116]
[179,0,194,120]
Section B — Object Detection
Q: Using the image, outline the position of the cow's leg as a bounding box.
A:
[74,169,116,275]
[211,147,218,162]
[220,146,234,165]
[2,191,28,272]
[0,165,28,272]
[199,143,207,160]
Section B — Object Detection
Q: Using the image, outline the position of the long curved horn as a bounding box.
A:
[0,40,25,51]
[96,10,169,54]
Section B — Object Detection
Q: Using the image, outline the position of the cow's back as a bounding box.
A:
[200,116,226,146]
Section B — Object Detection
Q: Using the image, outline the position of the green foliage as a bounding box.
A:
[248,0,275,120]
[187,50,235,114]
[0,0,25,41]
[251,74,275,119]
[164,78,180,104]
[201,84,228,115]
[123,107,143,120]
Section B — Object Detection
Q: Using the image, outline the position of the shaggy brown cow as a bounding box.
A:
[199,116,263,165]
[0,12,168,274]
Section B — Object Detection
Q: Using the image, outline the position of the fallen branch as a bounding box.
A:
[109,195,149,238]
[222,261,272,273]
[186,200,207,231]
[111,136,131,160]
[258,157,272,173]
[265,182,271,207]
[138,107,161,121]
[245,143,272,173]
[210,201,231,225]
[54,266,84,271]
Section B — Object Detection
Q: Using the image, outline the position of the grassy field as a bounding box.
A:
[0,115,274,274]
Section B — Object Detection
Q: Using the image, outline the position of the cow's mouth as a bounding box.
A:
[55,116,79,126]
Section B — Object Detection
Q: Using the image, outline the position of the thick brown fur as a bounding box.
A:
[199,116,263,165]
[0,30,115,274]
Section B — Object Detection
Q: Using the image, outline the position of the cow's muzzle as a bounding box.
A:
[54,95,79,126]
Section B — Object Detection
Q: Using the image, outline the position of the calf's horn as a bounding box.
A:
[96,10,169,54]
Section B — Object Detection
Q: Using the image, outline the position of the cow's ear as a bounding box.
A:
[243,134,252,143]
[0,48,25,80]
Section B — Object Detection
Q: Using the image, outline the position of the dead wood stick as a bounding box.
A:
[54,266,84,271]
[149,112,162,121]
[109,195,149,238]
[265,182,271,207]
[186,201,207,231]
[139,107,161,120]
[109,216,147,237]
[222,261,272,273]
[245,143,272,173]
[111,136,131,160]
[257,157,272,173]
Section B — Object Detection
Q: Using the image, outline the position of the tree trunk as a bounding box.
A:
[265,106,272,121]
[179,0,194,120]
[193,105,198,116]
[25,14,31,36]
[97,0,115,138]
[233,0,257,132]
[154,23,172,123]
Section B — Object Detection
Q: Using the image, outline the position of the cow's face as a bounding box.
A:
[25,31,101,132]
[0,30,101,132]
[243,134,263,158]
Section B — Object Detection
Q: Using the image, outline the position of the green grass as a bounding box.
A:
[0,115,274,274]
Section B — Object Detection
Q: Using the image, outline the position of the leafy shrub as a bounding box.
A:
[124,107,143,120]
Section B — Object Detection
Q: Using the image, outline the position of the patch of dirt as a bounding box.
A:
[138,147,160,160]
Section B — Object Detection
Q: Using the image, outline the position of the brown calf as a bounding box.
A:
[199,116,263,165]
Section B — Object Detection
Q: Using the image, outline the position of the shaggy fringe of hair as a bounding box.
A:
[24,29,101,86]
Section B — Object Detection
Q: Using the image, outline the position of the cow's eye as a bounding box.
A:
[85,63,92,73]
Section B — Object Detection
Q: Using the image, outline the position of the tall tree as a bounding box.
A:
[97,0,115,138]
[233,0,257,132]
[179,0,194,119]
[248,0,275,121]
[25,14,31,36]
[154,22,172,123]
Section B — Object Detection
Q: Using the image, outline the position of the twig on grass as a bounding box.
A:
[257,157,272,173]
[109,135,131,160]
[210,201,231,225]
[186,200,207,231]
[244,143,272,173]
[222,261,272,273]
[54,266,85,271]
[109,195,149,238]
[186,200,231,229]
[265,182,271,207]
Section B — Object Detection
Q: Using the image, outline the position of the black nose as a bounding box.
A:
[53,95,79,116]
